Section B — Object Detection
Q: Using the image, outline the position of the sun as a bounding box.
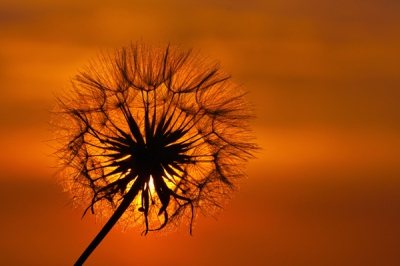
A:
[54,42,258,265]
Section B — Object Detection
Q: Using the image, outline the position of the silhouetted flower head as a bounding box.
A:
[53,42,257,235]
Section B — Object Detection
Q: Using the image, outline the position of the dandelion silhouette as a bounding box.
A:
[53,42,257,265]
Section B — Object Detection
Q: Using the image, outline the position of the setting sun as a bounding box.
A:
[53,42,257,264]
[1,1,400,265]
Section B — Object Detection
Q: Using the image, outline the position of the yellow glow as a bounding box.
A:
[124,174,155,193]
[127,175,155,210]
[163,170,179,189]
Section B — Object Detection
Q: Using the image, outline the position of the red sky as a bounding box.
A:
[1,0,400,265]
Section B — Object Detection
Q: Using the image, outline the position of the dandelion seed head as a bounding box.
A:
[53,42,258,234]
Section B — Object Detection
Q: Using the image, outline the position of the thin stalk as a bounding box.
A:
[74,185,140,266]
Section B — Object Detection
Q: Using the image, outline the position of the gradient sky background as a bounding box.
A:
[1,0,400,265]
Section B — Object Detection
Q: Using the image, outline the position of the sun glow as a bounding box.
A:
[54,42,257,265]
[124,174,155,193]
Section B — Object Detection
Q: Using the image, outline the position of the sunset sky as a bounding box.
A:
[1,0,400,265]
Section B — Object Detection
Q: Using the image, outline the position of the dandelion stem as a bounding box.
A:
[74,185,139,266]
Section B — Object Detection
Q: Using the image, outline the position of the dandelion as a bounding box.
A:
[53,42,258,265]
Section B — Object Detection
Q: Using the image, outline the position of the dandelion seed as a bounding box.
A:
[53,42,258,265]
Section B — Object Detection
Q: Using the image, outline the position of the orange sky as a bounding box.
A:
[1,0,400,265]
